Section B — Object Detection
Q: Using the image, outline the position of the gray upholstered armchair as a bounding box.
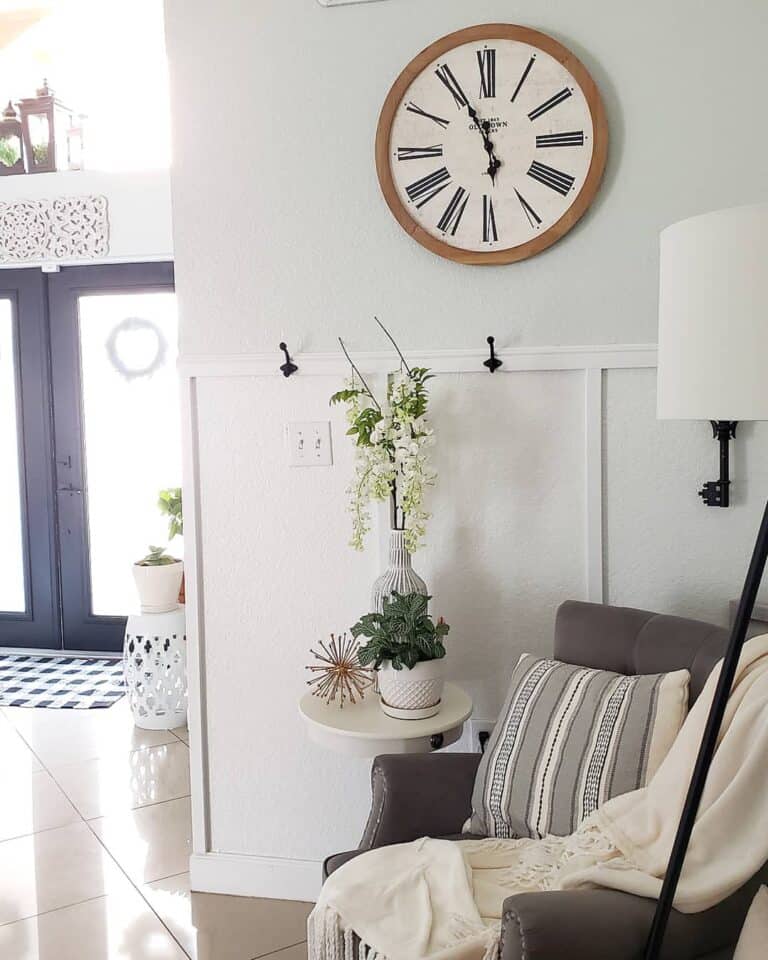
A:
[324,601,768,960]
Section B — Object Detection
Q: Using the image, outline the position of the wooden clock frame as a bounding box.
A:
[375,23,609,265]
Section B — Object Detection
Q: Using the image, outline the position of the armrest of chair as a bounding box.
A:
[500,886,750,960]
[359,752,481,849]
[500,890,656,960]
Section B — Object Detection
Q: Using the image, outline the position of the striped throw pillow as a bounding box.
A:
[468,654,690,839]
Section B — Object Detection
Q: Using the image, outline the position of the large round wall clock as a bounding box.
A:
[375,24,608,265]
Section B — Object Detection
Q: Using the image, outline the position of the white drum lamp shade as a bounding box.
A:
[657,203,768,422]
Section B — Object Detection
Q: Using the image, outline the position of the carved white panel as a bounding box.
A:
[0,194,110,263]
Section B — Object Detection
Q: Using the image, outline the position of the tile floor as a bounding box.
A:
[0,698,313,959]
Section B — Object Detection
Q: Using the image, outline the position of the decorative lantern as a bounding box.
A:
[66,113,86,170]
[0,101,24,175]
[18,79,75,174]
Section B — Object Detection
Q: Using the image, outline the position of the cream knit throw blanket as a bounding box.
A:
[309,635,768,960]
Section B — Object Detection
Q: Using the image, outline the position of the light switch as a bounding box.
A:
[286,421,333,466]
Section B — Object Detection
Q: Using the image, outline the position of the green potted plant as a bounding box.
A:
[158,487,183,539]
[352,591,450,719]
[158,487,184,604]
[132,545,183,614]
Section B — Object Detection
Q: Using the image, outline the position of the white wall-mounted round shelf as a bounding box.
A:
[299,682,473,757]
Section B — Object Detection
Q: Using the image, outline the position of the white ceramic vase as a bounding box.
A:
[371,529,428,612]
[378,657,445,720]
[132,560,184,614]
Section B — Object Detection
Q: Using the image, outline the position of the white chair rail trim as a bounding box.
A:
[179,342,657,378]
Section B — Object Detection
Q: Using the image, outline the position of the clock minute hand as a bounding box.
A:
[467,105,502,184]
[482,123,502,184]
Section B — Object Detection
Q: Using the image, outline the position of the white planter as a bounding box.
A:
[132,560,183,614]
[378,658,445,720]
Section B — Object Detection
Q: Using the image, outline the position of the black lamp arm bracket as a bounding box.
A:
[699,420,738,508]
[710,420,737,441]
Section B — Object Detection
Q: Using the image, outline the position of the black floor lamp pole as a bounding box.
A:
[644,498,768,960]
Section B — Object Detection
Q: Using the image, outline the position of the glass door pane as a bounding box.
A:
[48,262,176,651]
[0,298,26,613]
[78,292,181,615]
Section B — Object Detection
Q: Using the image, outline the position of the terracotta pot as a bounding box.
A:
[132,560,184,614]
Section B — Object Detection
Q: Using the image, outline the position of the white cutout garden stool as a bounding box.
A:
[123,607,187,730]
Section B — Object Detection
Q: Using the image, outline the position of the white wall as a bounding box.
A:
[605,370,768,623]
[0,169,173,267]
[193,367,586,858]
[164,0,768,899]
[166,0,767,358]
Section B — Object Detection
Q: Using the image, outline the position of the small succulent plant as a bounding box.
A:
[136,545,179,567]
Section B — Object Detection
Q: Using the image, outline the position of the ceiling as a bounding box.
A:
[0,7,49,51]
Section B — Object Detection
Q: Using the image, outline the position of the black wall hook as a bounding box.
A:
[483,336,502,373]
[279,342,298,378]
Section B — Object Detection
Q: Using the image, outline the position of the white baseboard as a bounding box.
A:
[0,647,121,659]
[189,851,323,902]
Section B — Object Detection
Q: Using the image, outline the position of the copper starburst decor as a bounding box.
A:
[306,633,373,707]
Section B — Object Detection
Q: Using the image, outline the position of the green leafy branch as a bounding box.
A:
[158,487,183,540]
[330,319,437,552]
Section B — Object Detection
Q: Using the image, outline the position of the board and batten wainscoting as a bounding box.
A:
[179,343,768,901]
[178,342,644,900]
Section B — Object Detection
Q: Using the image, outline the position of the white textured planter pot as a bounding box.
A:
[132,560,184,614]
[378,658,445,720]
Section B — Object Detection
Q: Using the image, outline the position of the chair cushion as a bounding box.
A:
[469,653,690,839]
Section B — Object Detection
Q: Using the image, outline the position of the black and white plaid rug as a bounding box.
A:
[0,654,125,709]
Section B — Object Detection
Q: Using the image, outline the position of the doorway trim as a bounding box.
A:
[0,269,59,648]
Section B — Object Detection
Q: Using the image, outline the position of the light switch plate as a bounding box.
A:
[286,421,333,466]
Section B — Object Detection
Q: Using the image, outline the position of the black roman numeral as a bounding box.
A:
[477,48,496,99]
[435,64,468,109]
[536,131,585,148]
[405,102,450,129]
[397,145,443,161]
[528,88,573,121]
[527,160,575,196]
[515,188,541,229]
[406,167,451,208]
[482,195,498,243]
[437,187,469,235]
[510,55,536,103]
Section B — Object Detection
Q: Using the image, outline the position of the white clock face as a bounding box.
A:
[387,37,596,254]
